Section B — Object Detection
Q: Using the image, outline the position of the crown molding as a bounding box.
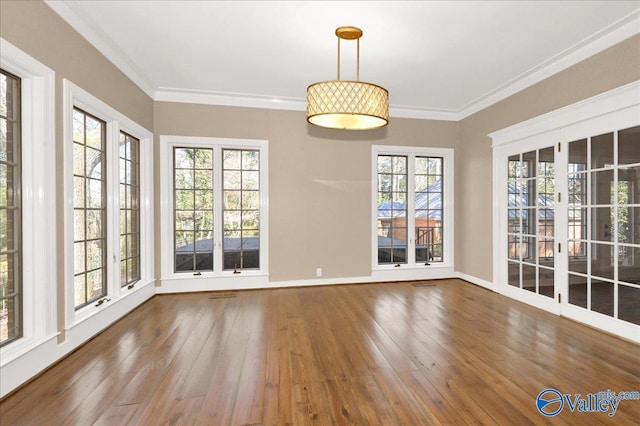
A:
[43,0,156,99]
[457,9,640,120]
[154,88,306,111]
[45,1,639,122]
[155,88,461,121]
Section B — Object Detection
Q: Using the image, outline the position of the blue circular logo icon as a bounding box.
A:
[536,388,564,417]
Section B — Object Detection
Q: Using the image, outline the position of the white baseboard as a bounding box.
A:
[457,272,496,291]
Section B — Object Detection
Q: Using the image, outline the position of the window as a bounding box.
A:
[372,146,454,273]
[64,80,153,327]
[160,136,268,290]
[0,38,56,361]
[1,69,21,346]
[174,147,214,272]
[222,149,261,270]
[72,108,107,308]
[119,132,140,287]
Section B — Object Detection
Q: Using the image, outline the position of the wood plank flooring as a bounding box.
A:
[1,279,638,425]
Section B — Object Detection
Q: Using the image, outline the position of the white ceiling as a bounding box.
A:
[45,1,640,120]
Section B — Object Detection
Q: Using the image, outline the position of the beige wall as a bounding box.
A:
[2,0,639,287]
[1,0,154,333]
[154,104,458,281]
[457,34,640,282]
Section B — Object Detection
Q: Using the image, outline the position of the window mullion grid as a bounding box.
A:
[0,70,22,345]
[191,166,197,272]
[213,145,224,273]
[613,130,619,319]
[407,153,416,266]
[586,136,592,311]
[105,121,119,300]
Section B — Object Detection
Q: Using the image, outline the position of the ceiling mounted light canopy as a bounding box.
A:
[307,26,389,130]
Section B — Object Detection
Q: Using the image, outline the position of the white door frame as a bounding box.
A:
[490,81,640,343]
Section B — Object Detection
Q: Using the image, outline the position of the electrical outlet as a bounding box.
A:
[316,268,322,277]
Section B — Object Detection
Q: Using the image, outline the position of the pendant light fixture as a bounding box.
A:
[307,26,389,130]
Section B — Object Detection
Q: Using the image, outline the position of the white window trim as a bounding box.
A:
[0,39,57,366]
[159,135,269,293]
[371,145,455,280]
[63,79,154,329]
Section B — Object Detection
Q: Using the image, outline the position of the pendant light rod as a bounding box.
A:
[335,26,363,81]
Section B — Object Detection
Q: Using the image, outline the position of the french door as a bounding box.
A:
[492,82,640,342]
[563,125,640,335]
[502,138,561,314]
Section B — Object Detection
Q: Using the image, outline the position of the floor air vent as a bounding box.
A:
[208,293,237,299]
[411,282,437,288]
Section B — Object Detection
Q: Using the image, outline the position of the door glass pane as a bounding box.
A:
[539,267,554,298]
[568,275,587,308]
[591,279,614,317]
[590,243,614,280]
[508,261,520,288]
[618,126,640,166]
[591,132,614,169]
[618,284,640,325]
[522,264,536,293]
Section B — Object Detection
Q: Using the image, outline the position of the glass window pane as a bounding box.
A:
[193,170,212,189]
[223,170,241,190]
[392,156,406,173]
[223,150,241,169]
[242,150,259,170]
[243,171,259,190]
[174,169,194,189]
[87,269,104,302]
[174,148,194,169]
[74,274,86,308]
[194,149,213,169]
[377,156,391,173]
[175,190,194,210]
[85,116,103,150]
[194,190,213,210]
[242,191,259,210]
[194,210,213,231]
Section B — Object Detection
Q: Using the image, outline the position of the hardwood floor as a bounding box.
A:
[1,279,638,425]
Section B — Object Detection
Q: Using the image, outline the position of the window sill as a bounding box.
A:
[66,278,156,331]
[158,272,270,293]
[0,333,60,368]
[372,265,456,281]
